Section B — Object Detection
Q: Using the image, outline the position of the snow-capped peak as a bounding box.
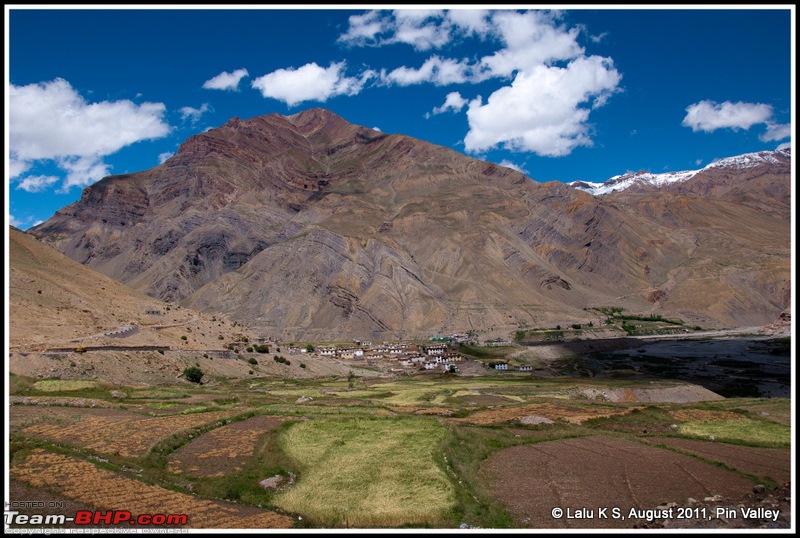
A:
[570,148,791,195]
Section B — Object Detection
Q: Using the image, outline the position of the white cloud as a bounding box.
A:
[429,91,468,116]
[464,56,621,156]
[9,159,31,179]
[682,100,773,133]
[58,156,111,191]
[391,9,450,51]
[251,62,372,106]
[383,56,472,86]
[15,175,60,193]
[446,9,491,37]
[337,10,387,47]
[338,10,621,158]
[9,78,170,190]
[479,11,584,77]
[180,103,211,124]
[339,9,452,51]
[158,152,174,164]
[9,214,23,228]
[372,126,382,132]
[202,68,249,91]
[776,141,792,150]
[499,159,528,175]
[760,122,791,142]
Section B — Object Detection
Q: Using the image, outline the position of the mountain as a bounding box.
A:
[29,109,791,340]
[8,226,246,352]
[570,149,791,200]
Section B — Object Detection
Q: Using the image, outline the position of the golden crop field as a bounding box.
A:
[167,415,284,477]
[32,380,101,392]
[273,416,455,528]
[450,402,637,425]
[13,450,294,529]
[21,410,235,458]
[669,409,747,422]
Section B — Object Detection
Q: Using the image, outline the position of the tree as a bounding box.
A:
[183,366,203,384]
[306,344,315,352]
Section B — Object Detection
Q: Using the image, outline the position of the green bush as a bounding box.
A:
[183,366,203,384]
[248,357,258,365]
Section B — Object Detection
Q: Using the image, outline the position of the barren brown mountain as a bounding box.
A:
[30,109,791,340]
[8,226,248,352]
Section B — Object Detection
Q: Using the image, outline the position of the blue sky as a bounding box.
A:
[6,6,794,230]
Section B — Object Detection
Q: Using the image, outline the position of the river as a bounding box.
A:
[550,336,791,398]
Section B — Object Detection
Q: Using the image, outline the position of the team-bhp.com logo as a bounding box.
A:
[5,510,189,527]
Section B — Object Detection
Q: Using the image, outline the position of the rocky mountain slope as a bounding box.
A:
[8,226,249,352]
[29,109,791,340]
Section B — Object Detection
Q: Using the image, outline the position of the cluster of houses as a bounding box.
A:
[273,335,536,374]
[293,341,465,373]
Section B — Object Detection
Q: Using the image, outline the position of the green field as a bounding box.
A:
[273,417,455,527]
[32,379,100,392]
[8,372,792,530]
[678,418,791,446]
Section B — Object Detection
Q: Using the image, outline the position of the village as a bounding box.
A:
[262,335,532,374]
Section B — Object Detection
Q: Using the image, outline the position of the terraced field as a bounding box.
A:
[8,373,792,530]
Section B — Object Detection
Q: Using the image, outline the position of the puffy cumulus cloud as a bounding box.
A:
[158,152,174,164]
[15,175,60,193]
[9,78,170,190]
[760,122,791,142]
[9,159,31,179]
[391,9,450,51]
[776,141,791,150]
[59,156,112,191]
[338,9,621,158]
[337,10,388,47]
[464,56,621,156]
[179,103,211,125]
[339,9,451,51]
[428,91,468,116]
[383,56,472,86]
[9,214,24,228]
[682,100,774,133]
[498,159,528,175]
[251,62,373,107]
[446,9,491,37]
[202,68,249,91]
[479,11,584,77]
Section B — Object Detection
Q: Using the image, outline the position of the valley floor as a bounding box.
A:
[7,369,793,531]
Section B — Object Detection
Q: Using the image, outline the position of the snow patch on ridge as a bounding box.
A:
[571,148,791,195]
